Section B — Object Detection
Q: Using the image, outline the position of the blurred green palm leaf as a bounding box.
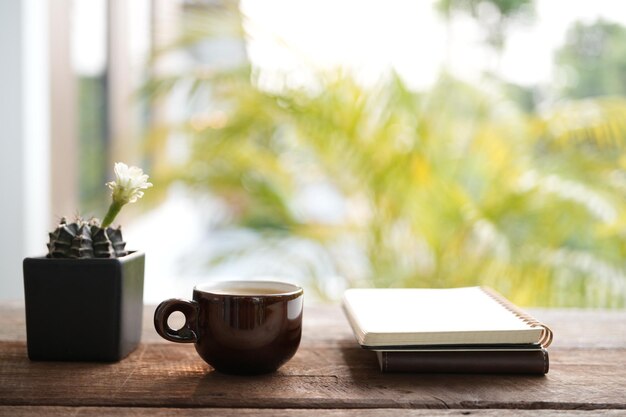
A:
[142,8,626,307]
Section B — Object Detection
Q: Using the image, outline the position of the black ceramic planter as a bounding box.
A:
[23,251,145,362]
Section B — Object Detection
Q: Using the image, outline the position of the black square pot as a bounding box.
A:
[23,251,145,362]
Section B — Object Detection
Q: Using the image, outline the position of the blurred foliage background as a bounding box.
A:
[140,0,626,307]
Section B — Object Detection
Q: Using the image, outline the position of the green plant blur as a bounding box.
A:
[143,3,626,307]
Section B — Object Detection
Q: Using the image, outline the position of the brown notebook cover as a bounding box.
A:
[376,349,549,374]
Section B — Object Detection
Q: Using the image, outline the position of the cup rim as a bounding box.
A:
[193,280,303,297]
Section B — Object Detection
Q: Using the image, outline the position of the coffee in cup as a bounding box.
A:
[154,280,303,374]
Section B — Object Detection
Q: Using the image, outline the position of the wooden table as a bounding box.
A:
[0,303,625,416]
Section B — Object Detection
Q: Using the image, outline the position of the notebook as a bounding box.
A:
[375,349,550,374]
[342,287,553,349]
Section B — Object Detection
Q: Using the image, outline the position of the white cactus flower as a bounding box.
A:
[106,162,153,205]
[101,162,153,228]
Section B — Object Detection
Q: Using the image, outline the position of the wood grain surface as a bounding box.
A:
[2,407,626,417]
[0,304,625,416]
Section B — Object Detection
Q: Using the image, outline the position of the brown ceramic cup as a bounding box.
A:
[154,280,303,375]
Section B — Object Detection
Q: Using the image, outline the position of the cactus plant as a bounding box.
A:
[46,162,151,259]
[47,217,128,259]
[26,161,151,362]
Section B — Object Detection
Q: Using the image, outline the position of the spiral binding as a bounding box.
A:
[481,286,553,348]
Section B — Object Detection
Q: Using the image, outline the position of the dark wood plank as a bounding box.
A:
[0,304,356,345]
[3,406,626,417]
[0,302,25,342]
[530,309,626,349]
[2,304,626,348]
[0,341,625,410]
[1,305,625,411]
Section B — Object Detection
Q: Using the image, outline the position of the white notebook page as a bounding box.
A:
[343,287,542,346]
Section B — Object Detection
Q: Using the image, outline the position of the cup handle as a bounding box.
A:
[154,298,199,343]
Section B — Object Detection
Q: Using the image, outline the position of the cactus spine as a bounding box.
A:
[47,217,127,259]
